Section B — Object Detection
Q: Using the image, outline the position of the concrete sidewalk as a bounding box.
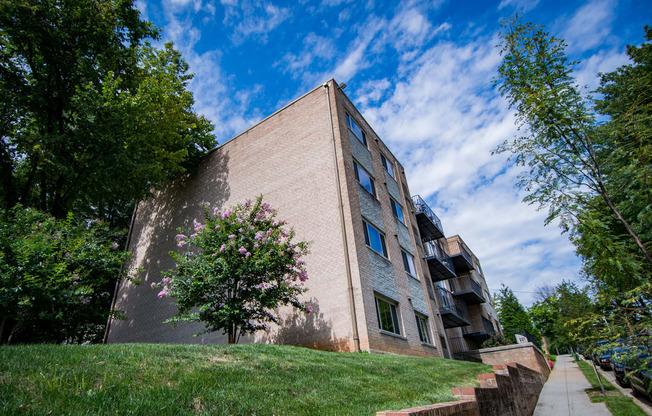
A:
[533,354,611,416]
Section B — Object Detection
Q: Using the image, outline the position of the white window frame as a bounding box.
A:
[376,296,401,335]
[401,250,416,277]
[415,314,431,344]
[362,220,388,258]
[353,161,376,197]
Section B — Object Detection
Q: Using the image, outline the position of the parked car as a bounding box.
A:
[628,354,652,401]
[592,340,610,365]
[612,346,631,387]
[592,340,613,370]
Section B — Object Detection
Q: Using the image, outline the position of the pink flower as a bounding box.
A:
[112,242,119,250]
[220,244,226,252]
[254,231,264,240]
[212,253,217,257]
[237,218,243,224]
[190,233,198,239]
[157,290,167,299]
[175,234,186,240]
[213,208,221,216]
[193,220,205,231]
[306,305,313,314]
[177,240,186,247]
[73,275,80,281]
[228,234,236,239]
[245,252,251,258]
[253,243,259,248]
[162,277,170,285]
[238,247,247,254]
[299,271,308,282]
[151,282,156,289]
[243,200,251,207]
[64,253,70,259]
[73,281,78,286]
[238,228,244,233]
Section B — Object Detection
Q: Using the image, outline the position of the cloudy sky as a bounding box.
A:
[136,0,650,305]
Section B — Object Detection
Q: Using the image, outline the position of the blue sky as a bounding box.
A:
[136,0,651,305]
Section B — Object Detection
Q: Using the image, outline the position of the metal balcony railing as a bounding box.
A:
[482,317,496,335]
[438,286,470,323]
[451,275,485,304]
[425,240,454,270]
[412,195,444,241]
[447,238,474,272]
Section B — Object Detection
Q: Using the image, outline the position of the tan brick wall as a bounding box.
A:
[107,80,442,357]
[109,83,356,350]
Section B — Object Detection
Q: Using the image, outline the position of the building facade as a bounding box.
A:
[107,80,500,358]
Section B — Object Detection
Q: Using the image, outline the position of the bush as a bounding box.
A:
[0,205,132,343]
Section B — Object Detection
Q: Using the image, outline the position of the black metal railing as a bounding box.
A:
[424,240,455,273]
[438,286,470,322]
[412,195,444,238]
[482,317,496,335]
[449,238,473,267]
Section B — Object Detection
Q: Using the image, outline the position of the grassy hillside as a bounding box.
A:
[0,343,491,415]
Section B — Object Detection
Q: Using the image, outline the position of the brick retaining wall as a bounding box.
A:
[377,362,545,416]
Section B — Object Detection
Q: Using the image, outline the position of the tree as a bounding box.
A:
[494,18,651,310]
[494,285,538,343]
[157,198,310,344]
[0,0,215,225]
[0,205,133,344]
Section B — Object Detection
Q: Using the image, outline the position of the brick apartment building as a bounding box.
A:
[107,79,501,359]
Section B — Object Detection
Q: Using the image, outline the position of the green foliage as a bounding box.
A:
[495,16,652,337]
[480,333,514,348]
[160,197,310,344]
[0,205,133,344]
[0,0,215,225]
[0,343,492,415]
[529,281,596,352]
[494,285,538,343]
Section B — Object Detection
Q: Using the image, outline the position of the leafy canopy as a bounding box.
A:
[495,17,651,319]
[158,197,310,344]
[0,0,215,225]
[0,205,133,344]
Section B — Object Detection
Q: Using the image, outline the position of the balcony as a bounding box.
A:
[424,240,456,281]
[437,286,470,328]
[447,238,474,273]
[463,317,496,344]
[412,195,445,241]
[452,275,485,305]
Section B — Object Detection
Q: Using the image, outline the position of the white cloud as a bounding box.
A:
[573,49,628,90]
[561,0,617,52]
[221,1,292,44]
[352,34,583,307]
[498,0,541,12]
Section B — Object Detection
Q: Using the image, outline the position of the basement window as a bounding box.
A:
[415,314,431,344]
[376,297,400,335]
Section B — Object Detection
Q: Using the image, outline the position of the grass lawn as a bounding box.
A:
[576,360,647,416]
[0,343,491,416]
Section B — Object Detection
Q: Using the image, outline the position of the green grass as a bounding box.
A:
[0,343,491,416]
[576,360,647,416]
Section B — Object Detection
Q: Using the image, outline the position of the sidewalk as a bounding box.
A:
[533,354,611,416]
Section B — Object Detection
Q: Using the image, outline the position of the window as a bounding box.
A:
[390,198,404,224]
[353,161,376,197]
[362,220,388,257]
[346,113,367,146]
[380,154,395,178]
[416,315,431,344]
[401,250,416,277]
[376,297,400,334]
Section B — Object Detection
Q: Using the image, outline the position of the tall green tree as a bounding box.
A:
[0,0,215,225]
[494,17,651,306]
[494,285,538,343]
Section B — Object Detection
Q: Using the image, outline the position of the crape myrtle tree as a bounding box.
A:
[156,197,310,344]
[494,17,651,324]
[0,205,133,344]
